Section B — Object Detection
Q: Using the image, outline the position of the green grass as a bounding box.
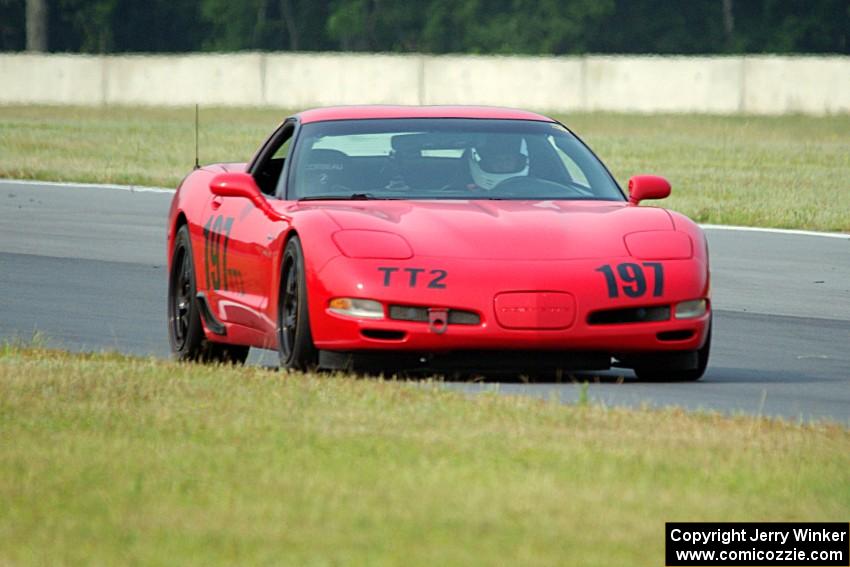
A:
[566,113,850,232]
[0,105,848,231]
[1,347,848,566]
[0,106,280,188]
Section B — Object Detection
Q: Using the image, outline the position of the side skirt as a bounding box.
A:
[196,292,227,336]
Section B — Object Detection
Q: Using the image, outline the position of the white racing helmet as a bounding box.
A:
[468,137,529,190]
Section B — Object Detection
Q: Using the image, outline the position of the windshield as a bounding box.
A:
[288,118,624,201]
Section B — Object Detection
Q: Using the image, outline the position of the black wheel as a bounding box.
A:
[633,321,712,382]
[277,236,318,371]
[168,224,249,364]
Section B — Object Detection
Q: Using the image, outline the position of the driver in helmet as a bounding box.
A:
[467,137,529,191]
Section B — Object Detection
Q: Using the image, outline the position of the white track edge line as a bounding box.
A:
[2,179,848,239]
[0,179,173,193]
[699,224,850,239]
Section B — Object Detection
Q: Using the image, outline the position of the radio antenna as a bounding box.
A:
[193,104,200,170]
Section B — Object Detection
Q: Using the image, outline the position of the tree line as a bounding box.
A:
[3,0,848,55]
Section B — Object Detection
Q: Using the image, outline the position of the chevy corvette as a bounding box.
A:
[167,106,711,380]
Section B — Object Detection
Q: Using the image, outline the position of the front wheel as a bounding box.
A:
[277,236,318,371]
[168,224,249,364]
[633,322,712,382]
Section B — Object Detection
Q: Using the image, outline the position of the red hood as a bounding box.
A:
[292,200,673,260]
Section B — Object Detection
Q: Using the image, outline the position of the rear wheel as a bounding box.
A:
[277,236,318,371]
[168,224,249,364]
[633,321,712,382]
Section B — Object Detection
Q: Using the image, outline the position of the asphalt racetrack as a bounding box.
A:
[1,180,848,423]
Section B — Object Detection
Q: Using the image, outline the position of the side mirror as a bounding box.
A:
[628,175,671,205]
[210,172,263,201]
[209,172,288,222]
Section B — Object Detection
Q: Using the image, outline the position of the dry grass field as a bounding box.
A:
[1,105,848,231]
[1,347,848,566]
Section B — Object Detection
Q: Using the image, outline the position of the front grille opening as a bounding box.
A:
[389,305,428,322]
[389,305,480,326]
[448,310,480,325]
[361,329,406,341]
[588,306,670,325]
[657,330,695,341]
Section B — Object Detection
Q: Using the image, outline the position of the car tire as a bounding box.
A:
[277,236,318,371]
[633,321,712,382]
[168,224,249,364]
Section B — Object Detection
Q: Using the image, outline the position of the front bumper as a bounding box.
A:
[306,255,711,356]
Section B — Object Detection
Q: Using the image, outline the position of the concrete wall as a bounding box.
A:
[104,53,265,106]
[0,53,104,105]
[264,53,422,106]
[583,56,744,113]
[1,52,848,115]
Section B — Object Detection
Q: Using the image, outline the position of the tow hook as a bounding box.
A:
[428,308,448,334]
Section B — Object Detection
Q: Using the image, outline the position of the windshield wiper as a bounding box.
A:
[299,193,397,201]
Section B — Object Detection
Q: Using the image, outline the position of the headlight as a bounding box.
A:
[624,231,693,260]
[332,230,413,259]
[328,298,384,319]
[674,299,707,319]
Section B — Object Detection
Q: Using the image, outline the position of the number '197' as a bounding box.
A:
[595,262,664,298]
[203,215,234,291]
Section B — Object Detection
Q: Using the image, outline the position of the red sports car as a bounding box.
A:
[167,106,711,380]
